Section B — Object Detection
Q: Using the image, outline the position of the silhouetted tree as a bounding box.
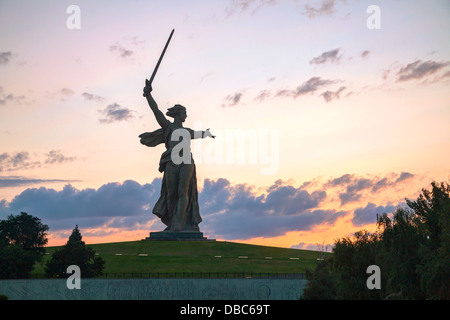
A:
[0,212,49,279]
[45,225,105,278]
[409,181,450,299]
[301,260,336,300]
[332,230,382,299]
[300,180,450,300]
[377,207,424,299]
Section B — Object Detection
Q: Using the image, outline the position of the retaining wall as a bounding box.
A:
[0,278,307,300]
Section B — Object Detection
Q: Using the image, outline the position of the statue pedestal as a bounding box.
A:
[144,231,215,241]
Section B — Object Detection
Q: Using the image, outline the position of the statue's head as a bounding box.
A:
[166,104,187,122]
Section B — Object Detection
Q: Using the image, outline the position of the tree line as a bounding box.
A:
[301,181,449,300]
[0,214,105,279]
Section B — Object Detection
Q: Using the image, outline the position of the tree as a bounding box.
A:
[301,259,336,300]
[0,212,49,279]
[408,181,450,299]
[376,208,424,299]
[300,180,450,300]
[332,230,382,299]
[45,225,105,278]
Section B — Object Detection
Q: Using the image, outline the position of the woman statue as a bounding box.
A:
[139,80,215,232]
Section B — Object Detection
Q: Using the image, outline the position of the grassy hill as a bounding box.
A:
[33,240,327,277]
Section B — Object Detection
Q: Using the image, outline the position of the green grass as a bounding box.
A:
[33,240,328,276]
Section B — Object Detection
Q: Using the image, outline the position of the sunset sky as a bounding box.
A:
[1,0,449,250]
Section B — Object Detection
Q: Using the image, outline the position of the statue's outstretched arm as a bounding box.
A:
[187,128,215,139]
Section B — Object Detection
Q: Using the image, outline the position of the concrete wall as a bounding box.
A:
[0,278,306,300]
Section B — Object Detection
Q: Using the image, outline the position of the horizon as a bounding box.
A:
[1,0,449,250]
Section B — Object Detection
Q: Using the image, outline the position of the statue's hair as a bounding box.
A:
[166,104,186,118]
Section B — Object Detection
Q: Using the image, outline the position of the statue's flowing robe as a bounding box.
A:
[139,123,202,230]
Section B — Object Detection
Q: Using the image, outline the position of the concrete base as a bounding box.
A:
[144,231,215,241]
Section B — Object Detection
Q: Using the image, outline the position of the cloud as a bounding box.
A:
[0,180,162,230]
[326,173,354,187]
[82,92,105,102]
[60,88,74,96]
[0,51,13,65]
[320,86,346,102]
[109,43,134,58]
[98,103,135,123]
[54,88,75,101]
[0,93,27,106]
[310,48,342,65]
[277,77,337,98]
[361,50,370,59]
[352,202,397,226]
[222,91,244,107]
[395,172,414,183]
[225,0,278,17]
[199,178,344,239]
[0,152,40,172]
[0,150,77,172]
[45,150,77,164]
[0,173,418,240]
[0,176,79,188]
[254,90,272,102]
[304,0,340,18]
[327,172,416,206]
[397,59,450,82]
[0,177,346,240]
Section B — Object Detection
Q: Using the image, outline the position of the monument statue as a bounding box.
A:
[139,29,215,240]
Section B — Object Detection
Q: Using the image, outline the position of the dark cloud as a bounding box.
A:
[0,150,77,172]
[346,178,374,193]
[338,177,379,205]
[310,48,341,65]
[352,202,396,226]
[371,177,390,193]
[45,150,77,165]
[339,191,362,205]
[326,173,354,187]
[0,51,13,65]
[361,50,370,59]
[199,178,343,239]
[0,152,40,172]
[0,176,78,188]
[0,173,417,240]
[304,0,339,18]
[0,177,345,240]
[0,180,162,230]
[109,43,134,58]
[395,172,414,183]
[254,89,271,102]
[60,88,74,96]
[327,172,417,206]
[276,77,337,99]
[320,86,346,102]
[55,88,75,101]
[225,0,278,17]
[0,92,27,106]
[295,77,336,96]
[82,92,105,102]
[98,103,135,123]
[222,91,244,107]
[397,59,450,82]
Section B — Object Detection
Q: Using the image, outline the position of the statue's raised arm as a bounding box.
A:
[143,80,169,129]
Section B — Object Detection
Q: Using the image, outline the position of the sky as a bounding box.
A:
[1,0,449,250]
